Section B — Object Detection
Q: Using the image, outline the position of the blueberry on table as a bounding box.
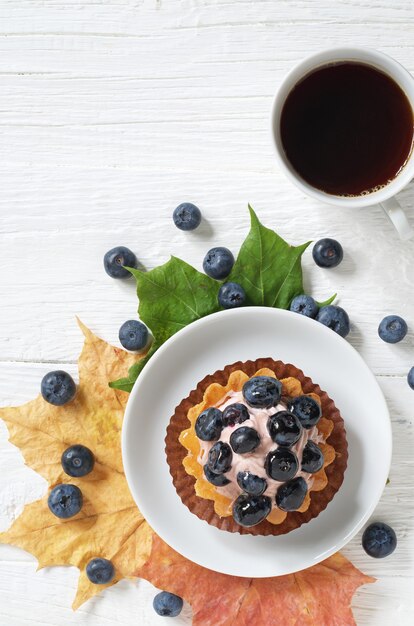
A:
[195,407,223,442]
[301,441,324,473]
[237,471,267,496]
[408,367,414,390]
[153,591,184,617]
[230,426,260,454]
[86,558,115,584]
[218,282,246,309]
[290,294,318,318]
[203,246,234,280]
[265,448,298,481]
[242,376,282,409]
[173,202,201,231]
[222,403,250,427]
[312,238,343,268]
[378,315,408,343]
[207,441,232,474]
[119,319,149,352]
[203,464,231,487]
[276,476,308,511]
[48,484,83,519]
[233,494,272,527]
[41,370,76,406]
[103,246,137,279]
[288,395,321,429]
[267,410,302,446]
[362,522,397,558]
[316,305,350,337]
[61,444,95,477]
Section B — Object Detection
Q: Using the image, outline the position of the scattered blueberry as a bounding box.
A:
[48,484,83,519]
[119,319,149,352]
[237,471,267,496]
[316,305,350,338]
[288,395,321,429]
[103,246,137,279]
[301,441,324,473]
[86,558,115,584]
[378,315,408,344]
[312,238,343,268]
[230,426,260,454]
[41,370,76,406]
[265,448,298,481]
[173,202,201,231]
[222,403,250,427]
[195,408,223,442]
[203,464,231,487]
[203,247,234,280]
[276,476,308,511]
[290,295,318,318]
[233,494,272,527]
[153,591,184,617]
[218,282,246,309]
[207,441,232,474]
[61,444,95,478]
[362,522,397,558]
[242,376,282,409]
[267,410,302,447]
[408,367,414,390]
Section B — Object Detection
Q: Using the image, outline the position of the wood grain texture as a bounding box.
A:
[0,0,413,624]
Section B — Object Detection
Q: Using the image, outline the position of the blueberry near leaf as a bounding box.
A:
[276,477,308,511]
[312,238,343,268]
[41,370,76,406]
[290,294,318,318]
[408,367,414,390]
[378,315,408,343]
[173,202,201,231]
[203,464,231,486]
[61,444,95,477]
[153,591,184,617]
[86,558,115,584]
[265,448,298,481]
[103,246,137,279]
[362,522,397,558]
[301,441,324,473]
[48,484,83,519]
[218,282,246,309]
[316,305,350,338]
[203,246,235,280]
[195,407,223,442]
[207,441,232,474]
[232,494,272,527]
[237,471,267,496]
[222,403,250,427]
[242,376,282,408]
[288,395,321,429]
[118,319,149,352]
[267,410,302,446]
[229,426,260,454]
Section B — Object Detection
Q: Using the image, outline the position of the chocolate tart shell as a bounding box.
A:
[165,358,348,536]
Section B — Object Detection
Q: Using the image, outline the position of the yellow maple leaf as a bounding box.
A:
[0,320,154,609]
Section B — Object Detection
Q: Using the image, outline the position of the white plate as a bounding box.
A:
[122,307,391,577]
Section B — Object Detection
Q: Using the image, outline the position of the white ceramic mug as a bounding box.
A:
[271,47,414,240]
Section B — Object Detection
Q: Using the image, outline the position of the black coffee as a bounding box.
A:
[280,62,414,196]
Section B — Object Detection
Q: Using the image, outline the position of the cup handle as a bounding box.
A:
[379,197,413,240]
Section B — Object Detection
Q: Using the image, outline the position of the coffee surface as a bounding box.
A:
[280,62,414,195]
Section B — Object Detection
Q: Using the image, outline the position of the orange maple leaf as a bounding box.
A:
[137,534,375,626]
[0,320,154,609]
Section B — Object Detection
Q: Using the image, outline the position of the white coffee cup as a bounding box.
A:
[271,47,414,240]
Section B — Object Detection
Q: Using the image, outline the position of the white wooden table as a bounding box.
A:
[0,2,413,624]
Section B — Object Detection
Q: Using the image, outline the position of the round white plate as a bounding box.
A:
[122,307,391,577]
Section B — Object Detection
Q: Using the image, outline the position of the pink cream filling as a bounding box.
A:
[197,390,324,510]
